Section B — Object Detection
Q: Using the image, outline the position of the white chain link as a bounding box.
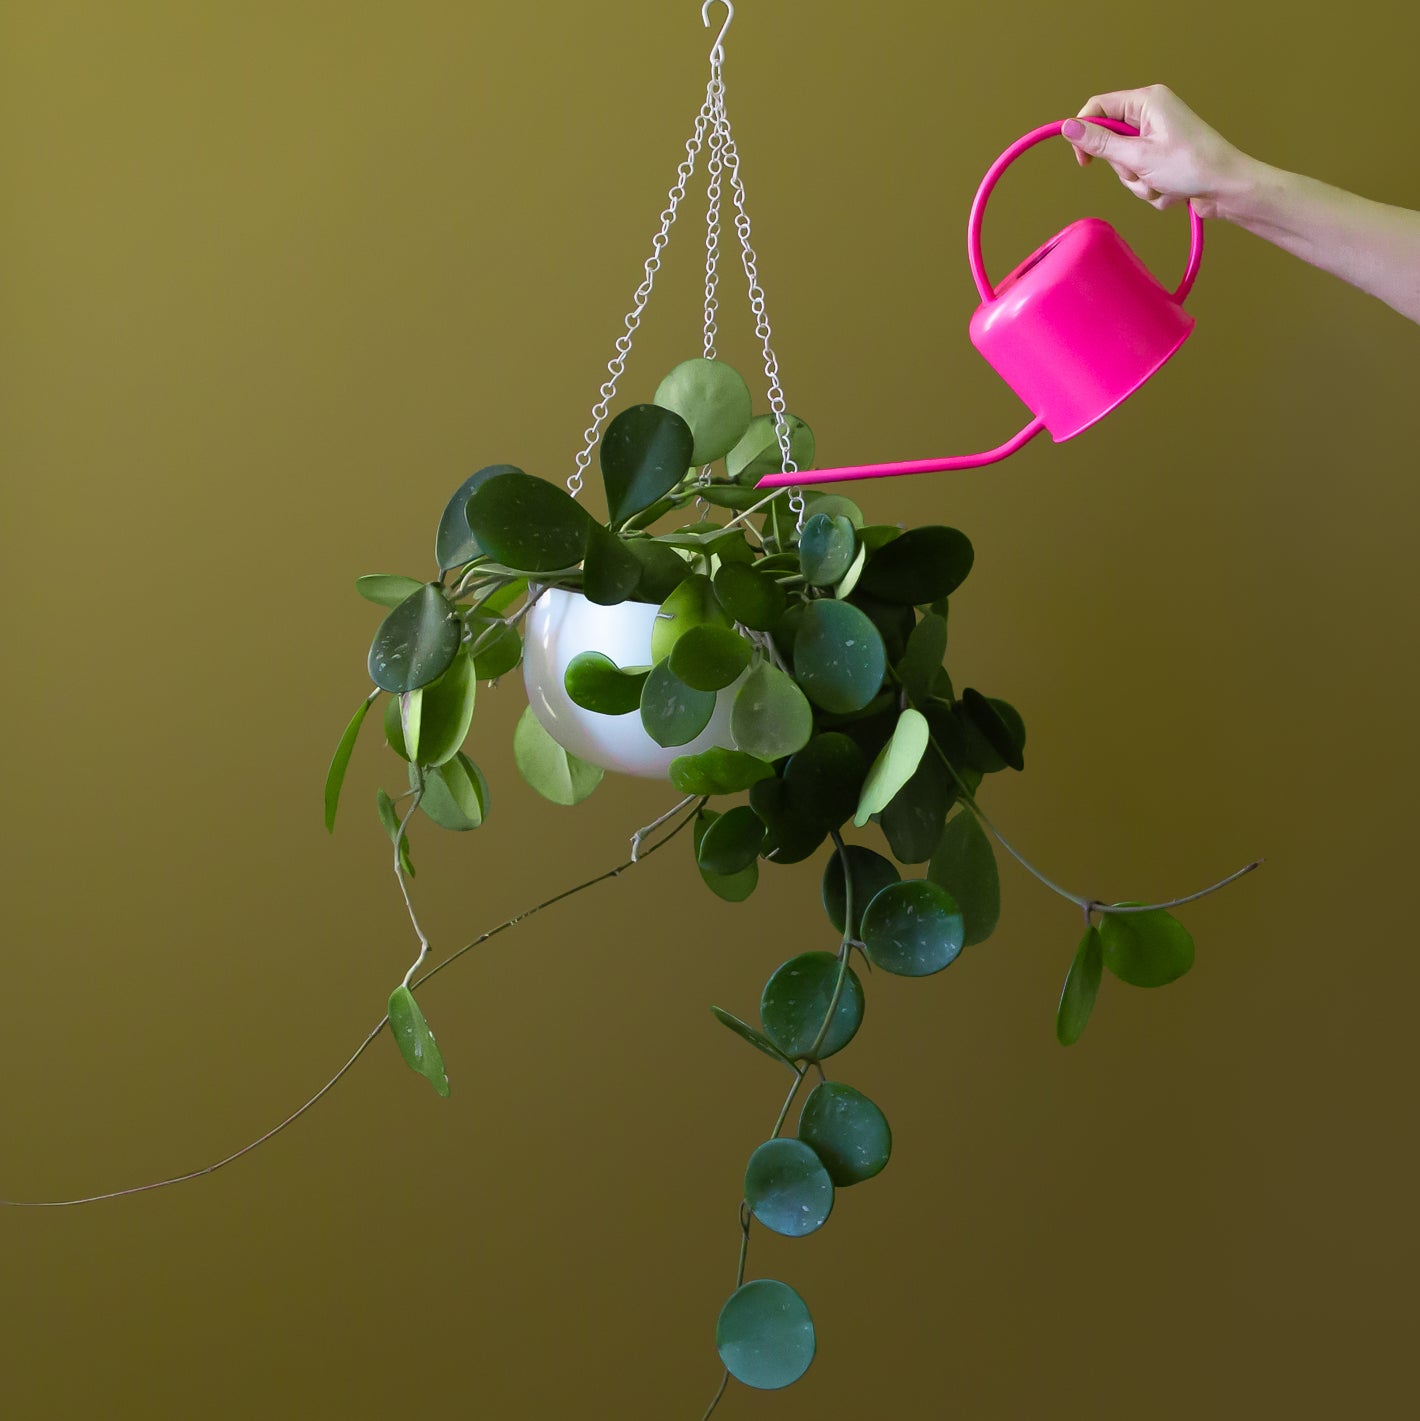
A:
[703,67,724,362]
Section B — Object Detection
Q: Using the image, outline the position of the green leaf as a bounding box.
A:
[367,583,461,694]
[668,624,752,692]
[582,522,642,606]
[649,573,730,662]
[847,591,916,664]
[854,707,929,827]
[727,412,816,483]
[600,404,695,526]
[653,357,753,465]
[798,1081,891,1185]
[801,493,865,529]
[1099,907,1195,988]
[744,1138,834,1237]
[783,733,866,828]
[731,661,814,762]
[710,1005,793,1068]
[563,652,649,715]
[468,618,523,680]
[716,1280,816,1391]
[464,471,591,574]
[895,613,948,706]
[356,574,425,608]
[927,809,1000,946]
[821,844,900,938]
[879,750,953,864]
[383,693,413,760]
[857,526,975,604]
[834,541,867,600]
[792,600,887,714]
[760,951,864,1061]
[749,776,828,865]
[669,746,775,797]
[417,753,489,831]
[626,538,692,602]
[639,658,716,748]
[958,688,1025,772]
[398,691,422,763]
[860,879,964,976]
[512,706,604,805]
[436,465,521,570]
[693,808,759,902]
[697,804,766,875]
[324,694,374,832]
[798,514,857,586]
[386,985,450,1097]
[374,788,416,875]
[1057,926,1104,1045]
[414,649,476,767]
[713,561,787,631]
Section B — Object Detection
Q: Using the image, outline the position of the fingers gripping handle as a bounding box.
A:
[967,118,1205,304]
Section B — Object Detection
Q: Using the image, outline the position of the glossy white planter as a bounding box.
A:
[521,587,739,778]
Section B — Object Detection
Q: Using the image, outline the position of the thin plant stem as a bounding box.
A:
[397,777,431,988]
[0,802,701,1209]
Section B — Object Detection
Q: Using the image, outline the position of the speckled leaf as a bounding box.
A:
[653,357,753,465]
[387,985,449,1097]
[731,661,814,761]
[464,471,591,573]
[860,879,964,977]
[744,1138,834,1237]
[716,1280,816,1390]
[367,583,460,694]
[436,464,521,570]
[792,600,887,714]
[600,403,695,526]
[798,1081,891,1186]
[760,951,864,1061]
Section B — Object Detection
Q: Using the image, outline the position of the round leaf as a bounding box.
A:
[928,809,1001,946]
[783,733,866,828]
[861,879,964,976]
[798,1082,891,1185]
[600,403,695,526]
[1057,926,1104,1045]
[895,612,948,706]
[435,465,521,571]
[879,751,954,864]
[367,583,460,694]
[693,808,759,902]
[857,526,975,604]
[798,514,857,586]
[821,844,900,938]
[386,985,450,1097]
[512,706,604,805]
[760,951,864,1061]
[418,753,489,831]
[748,776,828,864]
[640,659,716,748]
[668,746,775,797]
[582,522,642,606]
[653,357,753,465]
[464,471,591,574]
[959,688,1025,772]
[802,493,865,529]
[563,652,648,715]
[853,707,929,827]
[469,618,523,680]
[715,1280,815,1391]
[744,1138,834,1237]
[649,573,730,662]
[626,538,692,603]
[668,624,752,692]
[713,562,787,631]
[727,413,816,483]
[697,804,766,875]
[792,600,887,714]
[731,661,814,762]
[1099,907,1195,988]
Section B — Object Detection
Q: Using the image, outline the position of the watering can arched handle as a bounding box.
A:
[967,119,1205,305]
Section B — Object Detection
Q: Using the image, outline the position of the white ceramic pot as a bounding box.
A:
[521,587,740,778]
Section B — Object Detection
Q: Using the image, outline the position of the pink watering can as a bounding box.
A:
[756,118,1205,488]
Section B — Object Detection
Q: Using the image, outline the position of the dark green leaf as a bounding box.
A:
[798,514,857,586]
[668,624,752,692]
[792,600,887,714]
[857,526,975,604]
[895,613,948,706]
[959,688,1025,772]
[861,879,964,976]
[715,1280,816,1391]
[854,707,929,826]
[744,1138,834,1237]
[731,661,814,761]
[1057,926,1104,1045]
[649,573,729,662]
[417,753,489,831]
[464,471,591,574]
[640,658,717,748]
[356,574,425,608]
[563,651,649,715]
[386,985,450,1097]
[414,650,477,767]
[1099,907,1195,988]
[512,706,604,805]
[582,522,642,606]
[847,591,916,663]
[801,493,865,529]
[749,776,828,864]
[697,804,766,875]
[783,733,866,828]
[374,788,416,876]
[693,808,760,902]
[600,404,695,526]
[710,1005,794,1069]
[468,618,523,680]
[625,538,692,603]
[821,844,900,938]
[879,749,955,864]
[927,809,1000,946]
[798,1081,891,1185]
[760,951,864,1061]
[668,746,775,796]
[727,413,816,483]
[324,694,374,832]
[436,465,521,570]
[367,583,461,694]
[653,357,753,464]
[713,561,786,631]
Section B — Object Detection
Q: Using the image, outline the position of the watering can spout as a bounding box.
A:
[761,118,1204,490]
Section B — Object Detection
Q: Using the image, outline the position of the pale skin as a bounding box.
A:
[1061,85,1420,326]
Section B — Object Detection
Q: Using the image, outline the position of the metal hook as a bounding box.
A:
[702,0,733,64]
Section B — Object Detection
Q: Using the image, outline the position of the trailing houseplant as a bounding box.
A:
[323,353,1258,1407]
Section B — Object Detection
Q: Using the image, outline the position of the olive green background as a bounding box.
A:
[2,2,1416,1416]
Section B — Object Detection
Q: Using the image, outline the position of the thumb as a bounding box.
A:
[1061,117,1146,168]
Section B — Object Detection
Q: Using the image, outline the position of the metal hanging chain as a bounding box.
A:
[703,63,725,362]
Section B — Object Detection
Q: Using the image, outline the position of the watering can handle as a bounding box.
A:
[967,119,1205,305]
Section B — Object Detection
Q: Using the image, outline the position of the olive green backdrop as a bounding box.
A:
[3,2,1416,1416]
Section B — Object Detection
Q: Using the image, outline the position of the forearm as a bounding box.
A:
[1218,158,1420,323]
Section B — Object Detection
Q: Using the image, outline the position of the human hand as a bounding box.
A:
[1061,85,1252,219]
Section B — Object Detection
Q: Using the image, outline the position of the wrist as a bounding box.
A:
[1210,153,1281,227]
